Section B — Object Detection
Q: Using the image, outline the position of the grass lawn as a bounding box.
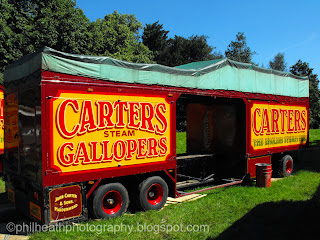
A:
[29,170,320,239]
[176,131,186,154]
[309,128,320,146]
[0,178,4,193]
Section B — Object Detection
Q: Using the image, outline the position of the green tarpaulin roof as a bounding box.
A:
[4,47,309,98]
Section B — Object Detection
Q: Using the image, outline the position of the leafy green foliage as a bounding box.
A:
[290,60,320,128]
[31,0,92,54]
[269,52,287,71]
[309,129,320,146]
[0,0,93,72]
[225,32,256,64]
[91,11,153,63]
[164,35,213,67]
[142,21,169,62]
[0,1,153,76]
[163,34,224,67]
[0,0,33,72]
[142,21,222,67]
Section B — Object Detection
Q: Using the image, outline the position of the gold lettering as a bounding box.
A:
[54,204,78,212]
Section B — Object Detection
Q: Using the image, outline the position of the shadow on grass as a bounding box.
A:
[210,184,320,240]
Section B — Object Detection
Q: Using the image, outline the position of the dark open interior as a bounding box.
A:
[5,87,42,186]
[176,94,246,187]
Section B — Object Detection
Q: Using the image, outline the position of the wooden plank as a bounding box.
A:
[164,194,206,207]
[271,178,283,182]
[176,180,199,187]
[0,234,29,240]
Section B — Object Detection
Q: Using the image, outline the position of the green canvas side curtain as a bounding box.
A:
[4,47,309,98]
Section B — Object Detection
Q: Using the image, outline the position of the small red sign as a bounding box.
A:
[49,185,82,221]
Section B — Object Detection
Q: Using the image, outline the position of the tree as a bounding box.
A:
[31,0,92,55]
[269,52,287,71]
[0,0,93,73]
[0,0,34,72]
[163,35,188,67]
[225,32,256,64]
[167,34,223,67]
[156,34,220,67]
[0,2,154,77]
[142,21,223,66]
[142,21,169,61]
[91,11,153,63]
[185,35,217,62]
[290,60,320,128]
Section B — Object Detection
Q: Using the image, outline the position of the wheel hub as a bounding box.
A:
[147,183,163,205]
[102,190,122,214]
[286,160,292,174]
[107,198,114,205]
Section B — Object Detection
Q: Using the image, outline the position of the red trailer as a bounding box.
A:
[3,47,309,224]
[0,85,4,173]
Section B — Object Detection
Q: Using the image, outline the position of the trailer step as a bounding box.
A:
[176,154,214,160]
[176,178,215,189]
[181,179,243,196]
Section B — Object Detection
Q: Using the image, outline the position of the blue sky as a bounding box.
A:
[76,0,320,76]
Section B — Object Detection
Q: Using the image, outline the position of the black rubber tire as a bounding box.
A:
[279,155,294,177]
[138,176,168,211]
[92,183,129,219]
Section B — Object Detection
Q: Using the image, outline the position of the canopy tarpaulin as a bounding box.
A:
[4,47,309,98]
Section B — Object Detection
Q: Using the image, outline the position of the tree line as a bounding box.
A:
[0,0,319,128]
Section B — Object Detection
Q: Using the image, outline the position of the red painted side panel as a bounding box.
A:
[0,85,4,155]
[247,100,309,157]
[40,71,310,185]
[247,155,271,178]
[42,78,179,187]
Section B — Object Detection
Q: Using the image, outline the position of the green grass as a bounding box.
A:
[176,131,186,154]
[0,178,4,193]
[309,128,320,146]
[29,171,320,239]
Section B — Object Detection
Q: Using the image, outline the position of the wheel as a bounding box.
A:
[138,176,168,211]
[92,183,129,219]
[279,155,294,177]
